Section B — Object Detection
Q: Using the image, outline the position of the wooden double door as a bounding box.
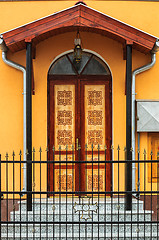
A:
[48,75,112,194]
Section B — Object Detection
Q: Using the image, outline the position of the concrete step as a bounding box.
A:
[10,210,152,222]
[1,223,159,234]
[1,231,159,240]
[18,197,144,212]
[2,198,156,239]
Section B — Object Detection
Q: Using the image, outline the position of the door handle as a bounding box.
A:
[76,138,79,151]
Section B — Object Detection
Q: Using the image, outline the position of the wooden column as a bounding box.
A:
[125,44,132,210]
[26,41,32,211]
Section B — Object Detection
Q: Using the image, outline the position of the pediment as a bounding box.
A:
[1,3,158,53]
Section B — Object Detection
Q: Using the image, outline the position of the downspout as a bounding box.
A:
[0,36,27,195]
[132,40,159,194]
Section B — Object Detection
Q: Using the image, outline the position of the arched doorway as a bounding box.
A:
[47,51,112,194]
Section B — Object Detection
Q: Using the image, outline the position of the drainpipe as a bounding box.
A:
[132,40,159,194]
[0,36,27,195]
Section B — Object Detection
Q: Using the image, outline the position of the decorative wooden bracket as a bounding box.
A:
[25,38,36,59]
[25,39,35,95]
[123,40,133,60]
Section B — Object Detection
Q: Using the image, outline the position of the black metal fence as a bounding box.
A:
[0,145,159,239]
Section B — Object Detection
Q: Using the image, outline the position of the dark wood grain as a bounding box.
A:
[3,4,156,54]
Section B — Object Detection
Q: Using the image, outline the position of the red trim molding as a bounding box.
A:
[2,4,157,53]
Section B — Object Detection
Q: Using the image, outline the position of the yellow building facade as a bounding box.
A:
[0,0,159,197]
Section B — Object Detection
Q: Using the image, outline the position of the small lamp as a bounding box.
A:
[74,31,82,63]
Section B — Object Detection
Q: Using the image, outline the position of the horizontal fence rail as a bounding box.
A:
[0,145,159,239]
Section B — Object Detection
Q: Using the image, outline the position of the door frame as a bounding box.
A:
[47,74,112,193]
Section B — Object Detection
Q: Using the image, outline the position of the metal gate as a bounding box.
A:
[0,144,159,239]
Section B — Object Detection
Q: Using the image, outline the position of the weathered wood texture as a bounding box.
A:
[2,4,157,53]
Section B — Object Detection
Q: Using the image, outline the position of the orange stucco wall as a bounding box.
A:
[0,1,159,195]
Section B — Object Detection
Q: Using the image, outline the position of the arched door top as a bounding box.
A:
[48,51,111,76]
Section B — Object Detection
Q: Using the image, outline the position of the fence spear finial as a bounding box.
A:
[12,150,15,157]
[26,149,29,155]
[143,149,147,155]
[45,146,49,152]
[39,146,42,153]
[72,144,74,151]
[5,152,8,160]
[124,146,127,152]
[117,145,120,151]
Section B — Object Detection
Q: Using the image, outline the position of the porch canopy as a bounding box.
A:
[1,2,158,54]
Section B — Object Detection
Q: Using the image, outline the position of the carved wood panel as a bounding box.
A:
[55,169,75,192]
[85,85,105,150]
[54,85,75,151]
[86,169,105,191]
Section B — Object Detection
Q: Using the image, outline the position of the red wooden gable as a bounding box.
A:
[1,3,157,54]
